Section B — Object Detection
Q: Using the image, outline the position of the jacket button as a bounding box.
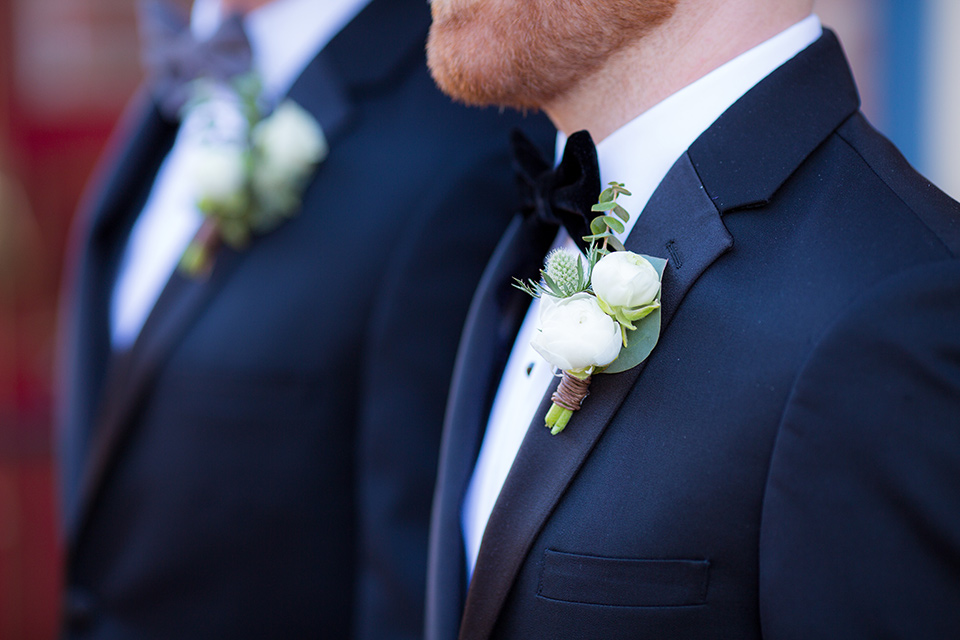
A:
[63,587,97,631]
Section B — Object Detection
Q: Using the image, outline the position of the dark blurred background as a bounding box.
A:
[0,0,956,637]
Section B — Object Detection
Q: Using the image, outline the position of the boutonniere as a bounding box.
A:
[516,183,666,434]
[179,74,328,276]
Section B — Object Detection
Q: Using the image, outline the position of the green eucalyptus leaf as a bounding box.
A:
[604,306,660,374]
[607,236,626,252]
[590,217,608,235]
[642,254,668,278]
[613,204,630,222]
[599,187,615,202]
[591,201,618,212]
[602,215,625,234]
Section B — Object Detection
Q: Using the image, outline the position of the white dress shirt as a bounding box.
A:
[462,14,824,579]
[110,0,370,349]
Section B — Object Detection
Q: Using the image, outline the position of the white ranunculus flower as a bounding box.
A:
[189,143,247,203]
[531,292,622,374]
[591,251,660,309]
[252,100,328,184]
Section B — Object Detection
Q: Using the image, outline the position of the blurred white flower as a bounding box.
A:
[252,100,327,193]
[188,143,247,204]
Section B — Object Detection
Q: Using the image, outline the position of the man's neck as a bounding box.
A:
[545,0,813,142]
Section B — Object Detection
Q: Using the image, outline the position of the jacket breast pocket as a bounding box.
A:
[537,549,710,607]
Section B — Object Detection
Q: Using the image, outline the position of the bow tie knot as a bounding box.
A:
[138,0,254,120]
[512,129,602,252]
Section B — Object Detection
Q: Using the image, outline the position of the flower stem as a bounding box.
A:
[545,403,573,434]
[178,218,221,277]
[544,371,592,434]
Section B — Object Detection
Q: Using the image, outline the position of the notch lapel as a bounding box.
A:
[458,154,733,640]
[427,214,555,640]
[65,246,244,545]
[58,99,175,531]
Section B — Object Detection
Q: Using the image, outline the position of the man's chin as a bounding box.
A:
[427,19,552,110]
[426,43,540,110]
[427,0,677,111]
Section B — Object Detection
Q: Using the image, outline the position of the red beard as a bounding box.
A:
[427,0,677,110]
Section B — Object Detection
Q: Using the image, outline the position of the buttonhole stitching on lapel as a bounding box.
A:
[665,240,684,269]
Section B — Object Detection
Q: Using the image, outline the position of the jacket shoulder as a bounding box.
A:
[836,113,960,255]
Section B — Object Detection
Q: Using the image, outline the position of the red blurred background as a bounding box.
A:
[0,1,140,637]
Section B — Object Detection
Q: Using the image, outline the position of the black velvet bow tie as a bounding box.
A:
[512,128,602,253]
[138,0,253,120]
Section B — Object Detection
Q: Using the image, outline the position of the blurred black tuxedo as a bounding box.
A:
[56,1,553,637]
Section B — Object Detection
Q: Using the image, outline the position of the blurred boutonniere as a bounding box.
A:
[178,74,328,276]
[516,183,666,434]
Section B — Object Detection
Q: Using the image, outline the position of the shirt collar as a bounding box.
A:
[557,14,823,239]
[191,0,371,101]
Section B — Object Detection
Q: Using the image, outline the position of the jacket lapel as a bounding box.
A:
[58,97,175,533]
[455,29,861,640]
[427,214,555,640]
[64,247,245,545]
[458,154,732,640]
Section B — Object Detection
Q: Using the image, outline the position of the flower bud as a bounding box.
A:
[591,251,660,310]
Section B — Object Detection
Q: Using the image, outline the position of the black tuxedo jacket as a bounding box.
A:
[426,31,960,640]
[56,1,553,638]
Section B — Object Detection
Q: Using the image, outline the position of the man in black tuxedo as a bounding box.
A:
[55,0,552,637]
[425,0,960,638]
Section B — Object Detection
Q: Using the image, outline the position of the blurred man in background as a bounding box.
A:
[56,0,552,637]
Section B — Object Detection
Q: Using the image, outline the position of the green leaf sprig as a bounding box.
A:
[584,182,632,254]
[513,181,633,298]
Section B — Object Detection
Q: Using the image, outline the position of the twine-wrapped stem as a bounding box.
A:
[545,371,592,435]
[552,371,592,411]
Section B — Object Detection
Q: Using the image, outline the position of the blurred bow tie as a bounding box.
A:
[512,128,602,253]
[138,0,253,120]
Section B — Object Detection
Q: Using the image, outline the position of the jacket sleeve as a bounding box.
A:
[759,258,960,639]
